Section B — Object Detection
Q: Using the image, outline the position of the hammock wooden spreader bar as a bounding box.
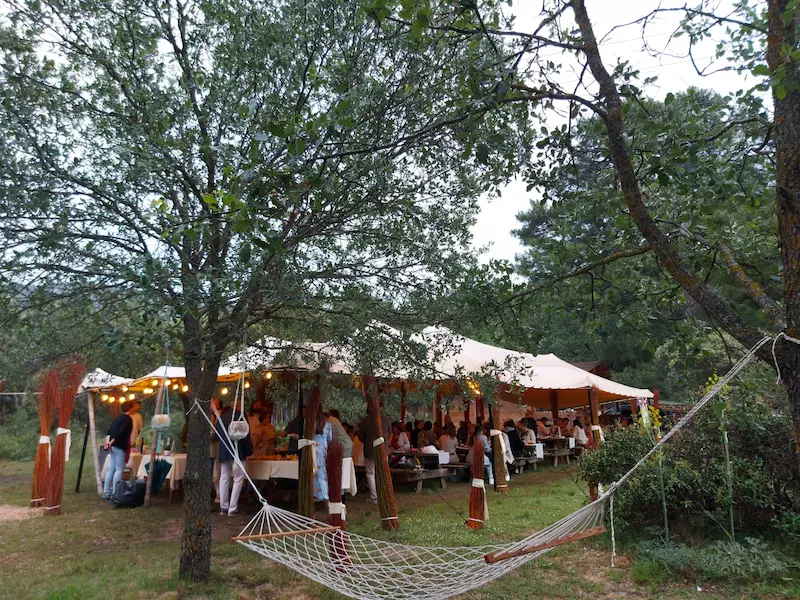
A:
[231,526,342,543]
[483,526,607,564]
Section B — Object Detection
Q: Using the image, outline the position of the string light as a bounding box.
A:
[128,393,135,400]
[151,379,159,386]
[244,381,251,389]
[221,387,229,395]
[165,379,171,385]
[266,372,273,380]
[121,386,128,392]
[172,384,179,390]
[109,397,116,403]
[182,385,189,392]
[101,394,108,401]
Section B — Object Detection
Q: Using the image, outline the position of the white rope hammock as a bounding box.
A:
[191,334,774,600]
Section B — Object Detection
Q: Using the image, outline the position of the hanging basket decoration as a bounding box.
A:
[151,413,171,431]
[151,375,171,431]
[228,419,250,441]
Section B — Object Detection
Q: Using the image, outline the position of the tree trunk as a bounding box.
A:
[768,0,800,451]
[178,314,224,582]
[571,0,768,356]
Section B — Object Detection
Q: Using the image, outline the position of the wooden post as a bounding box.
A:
[589,387,601,447]
[144,380,166,507]
[630,397,639,418]
[464,399,470,423]
[434,388,443,428]
[653,388,660,410]
[400,382,407,423]
[477,395,485,421]
[75,414,90,493]
[550,389,559,423]
[87,391,103,496]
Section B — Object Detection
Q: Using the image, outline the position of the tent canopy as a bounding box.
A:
[84,327,652,410]
[421,327,653,409]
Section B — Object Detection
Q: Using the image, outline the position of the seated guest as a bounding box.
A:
[518,419,536,445]
[410,420,423,448]
[560,417,573,437]
[389,421,411,451]
[456,420,470,444]
[503,420,524,458]
[572,419,589,447]
[537,417,551,439]
[438,423,458,461]
[417,421,438,449]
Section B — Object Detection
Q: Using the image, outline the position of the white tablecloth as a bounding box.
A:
[218,457,357,496]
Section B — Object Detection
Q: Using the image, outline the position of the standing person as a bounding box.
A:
[128,400,143,449]
[282,408,304,454]
[327,409,353,458]
[313,409,333,502]
[247,400,264,432]
[357,407,390,504]
[251,409,277,457]
[102,400,138,499]
[214,403,253,516]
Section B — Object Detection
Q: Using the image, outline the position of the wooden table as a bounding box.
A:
[541,438,575,466]
[390,467,448,494]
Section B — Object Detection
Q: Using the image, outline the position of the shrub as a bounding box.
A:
[580,383,800,538]
[633,538,797,582]
[0,403,40,460]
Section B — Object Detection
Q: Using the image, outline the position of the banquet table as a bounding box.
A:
[215,457,358,496]
[100,452,187,492]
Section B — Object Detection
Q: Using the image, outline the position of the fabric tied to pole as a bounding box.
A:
[590,425,605,443]
[471,478,485,489]
[534,443,544,459]
[297,438,317,473]
[329,502,346,520]
[489,429,507,454]
[372,437,385,448]
[56,427,71,461]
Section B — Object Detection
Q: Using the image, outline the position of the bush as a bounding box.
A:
[633,538,797,582]
[580,382,800,538]
[0,403,40,460]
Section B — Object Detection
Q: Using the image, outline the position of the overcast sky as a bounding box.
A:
[470,0,756,263]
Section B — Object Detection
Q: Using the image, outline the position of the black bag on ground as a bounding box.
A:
[110,480,146,508]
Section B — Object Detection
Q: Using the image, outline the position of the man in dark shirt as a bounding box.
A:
[456,420,470,445]
[102,400,138,499]
[503,420,524,458]
[410,419,423,448]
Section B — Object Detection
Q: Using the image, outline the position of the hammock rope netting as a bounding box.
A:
[191,334,774,600]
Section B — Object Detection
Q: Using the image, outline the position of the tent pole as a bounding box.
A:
[75,413,90,493]
[589,387,601,446]
[653,388,660,410]
[87,391,103,495]
[434,388,442,429]
[550,390,559,425]
[400,382,407,423]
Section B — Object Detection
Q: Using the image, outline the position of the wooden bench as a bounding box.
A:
[442,462,470,481]
[390,468,448,494]
[543,448,574,467]
[511,455,538,473]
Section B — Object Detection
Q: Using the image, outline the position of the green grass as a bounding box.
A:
[0,457,798,600]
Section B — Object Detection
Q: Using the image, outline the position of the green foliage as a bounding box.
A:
[581,369,800,538]
[0,403,39,460]
[633,538,797,583]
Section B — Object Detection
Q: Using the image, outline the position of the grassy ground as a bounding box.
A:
[0,458,798,600]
